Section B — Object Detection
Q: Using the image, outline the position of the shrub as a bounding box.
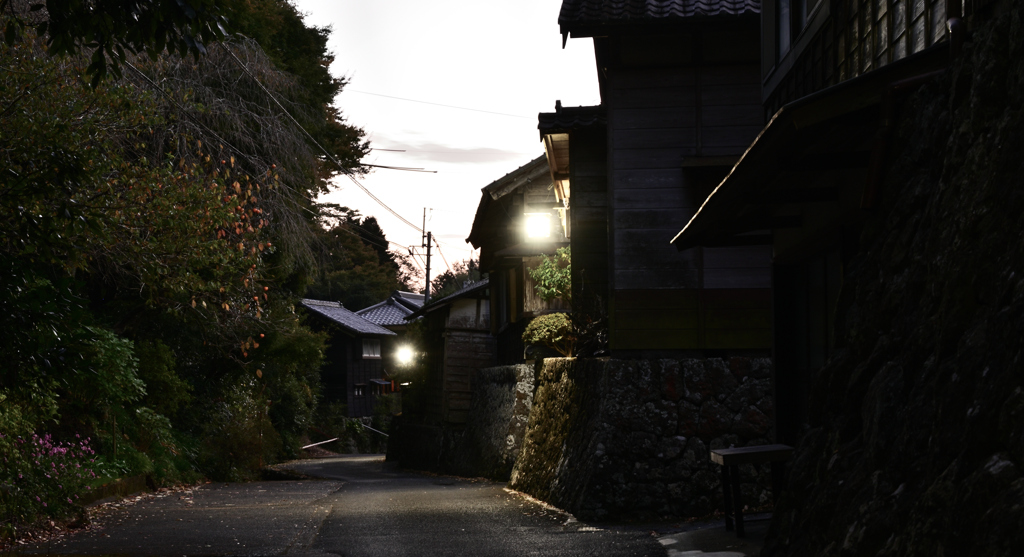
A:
[522,313,575,357]
[0,433,97,527]
[528,247,571,302]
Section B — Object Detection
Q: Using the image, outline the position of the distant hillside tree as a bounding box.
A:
[430,259,482,300]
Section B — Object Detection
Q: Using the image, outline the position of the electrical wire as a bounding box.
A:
[220,44,425,234]
[432,236,451,273]
[347,89,531,119]
[362,163,435,173]
[123,46,437,267]
[120,54,430,294]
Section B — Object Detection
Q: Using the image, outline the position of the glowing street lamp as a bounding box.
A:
[525,213,551,239]
[396,345,415,366]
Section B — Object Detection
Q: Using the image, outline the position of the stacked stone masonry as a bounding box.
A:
[510,357,775,521]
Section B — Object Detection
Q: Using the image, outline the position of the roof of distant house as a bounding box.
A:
[357,291,424,327]
[467,156,552,249]
[301,299,396,336]
[392,291,425,309]
[559,0,760,37]
[481,155,550,201]
[407,278,490,319]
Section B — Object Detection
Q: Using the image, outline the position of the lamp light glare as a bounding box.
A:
[396,346,414,365]
[525,213,551,239]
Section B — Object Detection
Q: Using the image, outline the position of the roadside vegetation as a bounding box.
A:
[0,0,410,539]
[522,247,607,357]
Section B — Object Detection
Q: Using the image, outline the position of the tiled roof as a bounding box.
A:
[481,155,550,200]
[357,297,417,327]
[559,0,760,32]
[301,299,396,336]
[392,291,425,311]
[538,103,606,135]
[408,278,490,318]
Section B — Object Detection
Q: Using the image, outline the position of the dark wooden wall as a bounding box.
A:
[415,310,447,425]
[313,323,386,418]
[346,338,386,418]
[763,0,949,116]
[596,18,772,355]
[568,126,609,309]
[442,329,496,424]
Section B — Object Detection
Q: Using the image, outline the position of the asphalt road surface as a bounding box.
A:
[17,455,667,556]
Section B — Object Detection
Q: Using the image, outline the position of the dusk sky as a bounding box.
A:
[292,0,600,274]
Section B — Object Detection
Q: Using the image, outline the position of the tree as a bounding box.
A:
[430,259,482,300]
[1,0,371,496]
[305,210,406,310]
[1,0,227,86]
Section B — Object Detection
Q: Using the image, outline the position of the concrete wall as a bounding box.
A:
[509,357,775,521]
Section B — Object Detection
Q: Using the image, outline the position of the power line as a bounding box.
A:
[432,236,451,273]
[362,163,435,172]
[121,53,432,299]
[220,45,425,235]
[347,90,531,119]
[118,55,335,232]
[124,46,433,256]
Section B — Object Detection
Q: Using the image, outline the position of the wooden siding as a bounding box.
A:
[597,21,771,354]
[315,326,386,418]
[764,0,948,115]
[569,127,608,306]
[442,330,495,424]
[610,288,773,351]
[703,246,773,289]
[347,352,384,418]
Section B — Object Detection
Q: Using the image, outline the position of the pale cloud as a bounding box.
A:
[370,139,529,165]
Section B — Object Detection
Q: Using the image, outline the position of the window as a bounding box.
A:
[362,339,381,359]
[777,0,824,60]
[778,0,792,58]
[354,384,365,397]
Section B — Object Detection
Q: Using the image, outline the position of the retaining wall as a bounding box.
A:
[509,357,775,521]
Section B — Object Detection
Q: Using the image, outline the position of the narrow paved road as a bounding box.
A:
[18,455,666,556]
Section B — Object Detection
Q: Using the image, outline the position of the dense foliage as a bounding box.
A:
[521,248,575,356]
[430,258,482,301]
[522,313,575,357]
[0,0,402,535]
[527,247,571,303]
[305,206,418,310]
[1,0,228,86]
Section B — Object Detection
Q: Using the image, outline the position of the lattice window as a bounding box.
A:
[362,339,381,359]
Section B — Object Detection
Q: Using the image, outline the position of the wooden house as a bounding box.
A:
[542,0,773,358]
[466,155,569,364]
[670,0,957,444]
[300,299,397,418]
[356,290,424,373]
[404,280,494,425]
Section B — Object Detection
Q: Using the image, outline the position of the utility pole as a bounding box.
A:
[421,208,433,304]
[424,231,432,304]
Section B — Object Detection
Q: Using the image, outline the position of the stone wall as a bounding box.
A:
[509,357,774,521]
[387,364,534,480]
[763,7,1024,556]
[458,364,535,479]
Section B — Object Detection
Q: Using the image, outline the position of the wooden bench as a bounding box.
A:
[710,444,793,537]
